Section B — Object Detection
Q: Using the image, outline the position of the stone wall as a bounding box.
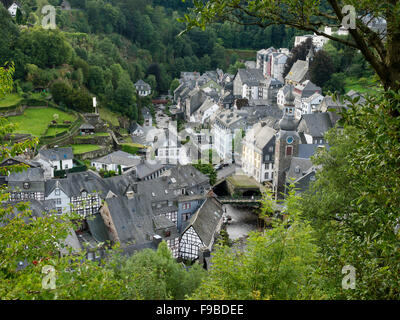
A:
[76,146,112,160]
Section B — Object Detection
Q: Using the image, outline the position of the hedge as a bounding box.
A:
[22,98,47,106]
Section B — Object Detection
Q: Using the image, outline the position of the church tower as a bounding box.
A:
[306,45,314,65]
[273,87,300,199]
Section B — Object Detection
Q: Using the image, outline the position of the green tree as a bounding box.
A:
[309,50,335,88]
[297,91,400,299]
[193,163,217,186]
[169,78,180,94]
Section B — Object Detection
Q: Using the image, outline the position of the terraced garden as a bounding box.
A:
[70,144,102,155]
[8,107,76,137]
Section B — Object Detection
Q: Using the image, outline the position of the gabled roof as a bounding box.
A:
[245,122,276,150]
[134,79,151,89]
[236,69,265,86]
[92,150,141,167]
[298,144,330,159]
[286,157,313,182]
[39,147,73,162]
[297,113,333,138]
[6,167,45,182]
[79,123,95,130]
[285,60,309,83]
[135,161,165,179]
[183,197,223,247]
[104,194,154,244]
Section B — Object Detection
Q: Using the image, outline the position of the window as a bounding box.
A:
[164,230,171,237]
[183,203,191,210]
[64,164,68,169]
[269,146,273,153]
[56,198,62,205]
[182,212,191,222]
[286,146,293,156]
[57,207,62,215]
[55,188,60,196]
[265,154,270,161]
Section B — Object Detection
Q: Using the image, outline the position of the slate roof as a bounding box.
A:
[135,79,151,90]
[297,113,333,138]
[6,167,45,182]
[79,123,95,130]
[246,122,276,150]
[135,161,165,179]
[183,197,223,247]
[298,144,329,159]
[236,69,265,86]
[285,60,309,83]
[0,199,56,227]
[92,151,141,167]
[215,109,244,128]
[39,147,73,162]
[286,157,313,182]
[265,77,284,88]
[104,194,154,244]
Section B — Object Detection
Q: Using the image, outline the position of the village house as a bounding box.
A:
[285,47,314,87]
[91,150,141,173]
[211,109,246,163]
[179,197,223,261]
[190,97,220,124]
[293,80,322,118]
[0,0,21,17]
[141,107,153,127]
[242,121,276,183]
[277,84,292,109]
[233,68,267,101]
[6,167,45,202]
[297,113,333,145]
[79,123,95,135]
[300,92,325,116]
[134,79,152,97]
[37,147,74,171]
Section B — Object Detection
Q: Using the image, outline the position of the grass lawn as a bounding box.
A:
[45,127,68,136]
[8,107,76,136]
[76,132,109,139]
[344,77,380,95]
[123,142,147,148]
[0,94,22,108]
[70,144,102,155]
[99,107,120,127]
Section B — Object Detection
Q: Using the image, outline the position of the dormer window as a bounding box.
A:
[23,182,30,189]
[82,191,87,198]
